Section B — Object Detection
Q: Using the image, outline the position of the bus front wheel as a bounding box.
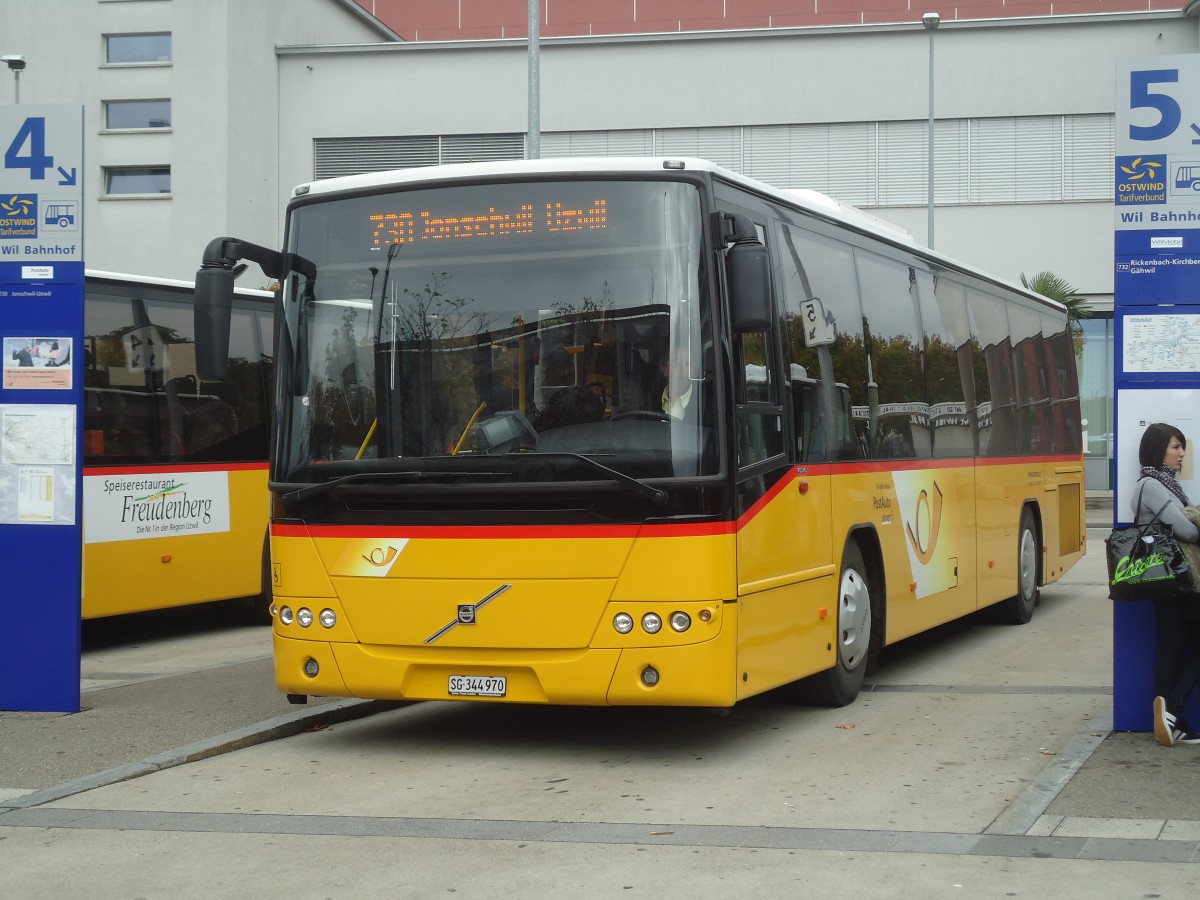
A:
[794,541,874,707]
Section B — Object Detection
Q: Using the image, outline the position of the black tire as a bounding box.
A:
[794,541,874,707]
[991,506,1039,625]
[236,533,274,625]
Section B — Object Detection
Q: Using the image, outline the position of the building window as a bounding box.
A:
[104,100,171,130]
[104,33,171,64]
[104,166,170,195]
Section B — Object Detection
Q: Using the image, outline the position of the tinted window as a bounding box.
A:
[855,251,928,460]
[84,284,270,465]
[965,287,1015,457]
[924,273,973,457]
[1042,314,1082,455]
[776,222,864,461]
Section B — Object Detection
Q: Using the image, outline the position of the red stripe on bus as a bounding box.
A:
[271,520,735,540]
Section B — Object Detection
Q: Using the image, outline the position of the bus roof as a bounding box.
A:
[290,157,1063,314]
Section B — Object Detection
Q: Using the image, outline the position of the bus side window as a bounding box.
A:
[965,288,1012,457]
[775,221,863,462]
[1041,313,1081,455]
[921,273,974,458]
[855,251,929,460]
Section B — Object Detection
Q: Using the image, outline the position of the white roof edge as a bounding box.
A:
[85,268,274,297]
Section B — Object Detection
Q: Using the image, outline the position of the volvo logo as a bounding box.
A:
[425,584,511,643]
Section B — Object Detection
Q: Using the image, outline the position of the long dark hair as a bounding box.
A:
[1139,422,1187,468]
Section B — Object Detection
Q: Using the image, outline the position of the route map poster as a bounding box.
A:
[1121,313,1200,372]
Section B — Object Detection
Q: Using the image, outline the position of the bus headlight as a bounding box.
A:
[642,612,662,634]
[669,612,691,633]
[297,608,314,628]
[280,606,294,625]
[613,613,634,634]
[319,608,337,629]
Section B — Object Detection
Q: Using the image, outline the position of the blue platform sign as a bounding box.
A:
[1113,56,1200,732]
[1115,59,1200,306]
[0,105,84,712]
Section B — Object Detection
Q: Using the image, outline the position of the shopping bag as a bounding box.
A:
[1106,515,1193,601]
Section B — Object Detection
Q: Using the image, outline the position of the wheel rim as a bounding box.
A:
[1019,526,1037,601]
[838,566,871,670]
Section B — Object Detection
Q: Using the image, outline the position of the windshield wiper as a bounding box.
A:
[505,450,668,506]
[276,469,487,506]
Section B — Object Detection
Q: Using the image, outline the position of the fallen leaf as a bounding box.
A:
[835,723,856,730]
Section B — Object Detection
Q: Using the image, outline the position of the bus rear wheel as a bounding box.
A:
[794,541,874,707]
[991,506,1039,625]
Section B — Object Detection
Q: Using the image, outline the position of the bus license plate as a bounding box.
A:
[448,675,506,697]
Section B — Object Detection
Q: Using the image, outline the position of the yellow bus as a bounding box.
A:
[195,158,1085,707]
[82,270,274,620]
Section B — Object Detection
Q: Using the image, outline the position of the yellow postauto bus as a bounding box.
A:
[82,270,274,619]
[195,158,1084,708]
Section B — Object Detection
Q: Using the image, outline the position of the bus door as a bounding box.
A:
[725,210,835,698]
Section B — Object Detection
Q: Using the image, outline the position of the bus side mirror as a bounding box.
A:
[728,239,773,333]
[194,265,234,379]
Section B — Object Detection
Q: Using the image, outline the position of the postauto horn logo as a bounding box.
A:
[1116,155,1167,205]
[0,194,37,238]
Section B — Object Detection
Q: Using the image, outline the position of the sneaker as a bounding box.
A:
[1152,696,1200,746]
[1154,696,1176,747]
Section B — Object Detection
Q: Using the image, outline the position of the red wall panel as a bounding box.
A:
[355,0,1185,41]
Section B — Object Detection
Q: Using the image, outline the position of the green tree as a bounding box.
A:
[1020,271,1091,356]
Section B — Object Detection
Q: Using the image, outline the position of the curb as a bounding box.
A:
[984,705,1113,835]
[0,698,402,812]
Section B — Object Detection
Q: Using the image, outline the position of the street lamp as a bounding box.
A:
[2,55,24,104]
[921,13,939,249]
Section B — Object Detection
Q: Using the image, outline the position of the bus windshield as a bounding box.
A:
[277,178,716,487]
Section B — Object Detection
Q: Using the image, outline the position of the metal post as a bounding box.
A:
[922,14,940,249]
[528,0,540,159]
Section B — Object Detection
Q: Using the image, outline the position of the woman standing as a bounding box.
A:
[1134,422,1200,747]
